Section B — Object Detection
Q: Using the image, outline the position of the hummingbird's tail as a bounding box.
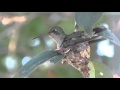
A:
[88,38,106,44]
[87,27,107,44]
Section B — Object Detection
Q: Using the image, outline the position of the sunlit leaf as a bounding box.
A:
[13,73,19,78]
[89,61,113,78]
[75,12,104,36]
[17,50,63,78]
[88,61,95,78]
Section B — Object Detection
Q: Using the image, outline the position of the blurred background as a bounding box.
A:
[0,12,120,78]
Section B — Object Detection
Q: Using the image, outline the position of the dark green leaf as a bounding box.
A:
[93,24,120,46]
[89,61,113,78]
[75,12,104,36]
[18,50,62,78]
[99,28,120,46]
[50,55,65,64]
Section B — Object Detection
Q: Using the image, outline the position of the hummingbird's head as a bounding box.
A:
[49,26,65,36]
[48,26,66,47]
[33,26,66,48]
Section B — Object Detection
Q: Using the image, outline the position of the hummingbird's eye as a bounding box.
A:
[52,29,56,32]
[52,29,60,35]
[52,29,57,32]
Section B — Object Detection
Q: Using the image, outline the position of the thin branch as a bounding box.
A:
[0,47,33,56]
[0,12,41,41]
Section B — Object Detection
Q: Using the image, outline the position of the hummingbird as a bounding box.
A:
[33,25,120,78]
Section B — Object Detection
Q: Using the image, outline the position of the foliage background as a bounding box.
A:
[0,12,120,78]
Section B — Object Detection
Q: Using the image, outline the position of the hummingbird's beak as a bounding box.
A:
[32,33,49,40]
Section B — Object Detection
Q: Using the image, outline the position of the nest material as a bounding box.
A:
[61,42,91,78]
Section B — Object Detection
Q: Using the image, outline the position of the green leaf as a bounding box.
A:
[99,28,120,46]
[75,12,104,36]
[93,23,120,46]
[51,64,84,78]
[17,50,63,78]
[89,61,113,78]
[28,64,84,78]
[13,73,19,78]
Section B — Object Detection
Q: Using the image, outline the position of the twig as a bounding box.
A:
[0,12,41,41]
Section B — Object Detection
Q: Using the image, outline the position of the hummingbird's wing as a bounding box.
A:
[88,37,106,44]
[62,30,109,47]
[62,31,91,48]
